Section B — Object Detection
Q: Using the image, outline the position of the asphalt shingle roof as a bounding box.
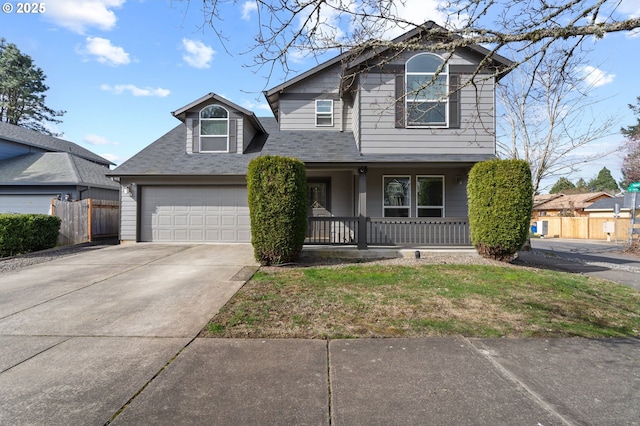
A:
[0,121,114,166]
[0,152,119,189]
[109,117,494,177]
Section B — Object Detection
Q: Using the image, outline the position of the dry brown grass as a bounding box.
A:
[201,263,640,339]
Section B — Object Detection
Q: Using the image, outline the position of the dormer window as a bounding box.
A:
[200,105,229,152]
[405,53,448,127]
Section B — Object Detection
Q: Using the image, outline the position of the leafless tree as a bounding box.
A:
[185,0,639,85]
[496,47,617,194]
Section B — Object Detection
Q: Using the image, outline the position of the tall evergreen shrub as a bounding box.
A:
[247,155,307,265]
[467,159,533,261]
[0,214,60,257]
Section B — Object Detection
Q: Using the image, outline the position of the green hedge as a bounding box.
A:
[247,155,307,265]
[0,214,61,257]
[467,159,533,261]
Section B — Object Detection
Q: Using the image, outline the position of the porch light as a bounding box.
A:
[123,184,133,195]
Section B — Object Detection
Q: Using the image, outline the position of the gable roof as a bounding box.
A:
[0,152,119,190]
[0,121,114,166]
[109,117,494,177]
[171,92,266,134]
[533,192,613,211]
[263,20,514,117]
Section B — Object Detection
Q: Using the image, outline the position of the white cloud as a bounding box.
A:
[241,1,257,20]
[84,134,119,146]
[100,84,171,97]
[580,66,615,88]
[242,100,272,113]
[181,39,215,69]
[99,153,121,164]
[45,0,125,34]
[82,37,130,66]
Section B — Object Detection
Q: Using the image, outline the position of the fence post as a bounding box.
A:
[87,198,93,242]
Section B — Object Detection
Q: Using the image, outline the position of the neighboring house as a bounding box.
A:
[584,196,631,219]
[532,192,614,220]
[108,22,512,245]
[0,121,119,214]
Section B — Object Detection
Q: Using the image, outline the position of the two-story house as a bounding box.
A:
[108,22,512,246]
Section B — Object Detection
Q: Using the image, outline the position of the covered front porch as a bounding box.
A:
[304,162,474,249]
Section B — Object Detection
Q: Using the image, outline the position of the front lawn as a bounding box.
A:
[201,263,640,339]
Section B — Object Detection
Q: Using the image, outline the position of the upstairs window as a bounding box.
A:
[405,53,448,127]
[200,105,229,152]
[315,99,333,126]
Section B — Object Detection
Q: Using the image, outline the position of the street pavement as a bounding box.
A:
[0,242,638,425]
[520,238,640,290]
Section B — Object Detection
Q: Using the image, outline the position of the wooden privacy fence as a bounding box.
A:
[52,199,120,246]
[538,216,631,241]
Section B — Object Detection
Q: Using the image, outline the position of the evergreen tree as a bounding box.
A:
[576,178,589,192]
[588,167,619,194]
[0,38,64,135]
[550,177,576,194]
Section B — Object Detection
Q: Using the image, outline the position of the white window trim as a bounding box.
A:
[200,104,229,153]
[315,99,334,127]
[383,175,411,218]
[406,53,449,128]
[416,175,445,217]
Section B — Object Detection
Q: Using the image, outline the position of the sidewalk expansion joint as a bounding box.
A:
[326,339,333,426]
[103,334,198,426]
[464,337,576,426]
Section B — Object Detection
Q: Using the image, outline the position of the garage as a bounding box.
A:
[0,194,57,214]
[140,186,251,242]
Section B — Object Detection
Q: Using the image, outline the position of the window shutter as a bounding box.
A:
[395,74,405,128]
[449,74,461,129]
[192,119,200,153]
[228,119,237,153]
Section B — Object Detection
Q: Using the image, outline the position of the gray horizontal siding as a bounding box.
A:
[359,72,496,155]
[280,99,352,131]
[119,183,138,241]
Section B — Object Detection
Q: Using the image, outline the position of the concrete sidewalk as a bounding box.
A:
[111,337,639,425]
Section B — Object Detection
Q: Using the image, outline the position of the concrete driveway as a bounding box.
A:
[0,243,257,425]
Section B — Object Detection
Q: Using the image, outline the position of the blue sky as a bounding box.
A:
[1,0,639,191]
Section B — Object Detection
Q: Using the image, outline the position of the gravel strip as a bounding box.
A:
[0,241,117,274]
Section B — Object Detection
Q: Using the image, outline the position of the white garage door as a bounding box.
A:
[140,186,251,242]
[0,195,56,214]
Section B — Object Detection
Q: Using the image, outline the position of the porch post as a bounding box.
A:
[358,167,367,249]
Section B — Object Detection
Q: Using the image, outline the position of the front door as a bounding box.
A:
[307,179,331,241]
[307,179,331,217]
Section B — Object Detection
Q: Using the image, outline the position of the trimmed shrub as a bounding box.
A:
[247,155,307,265]
[0,214,61,257]
[467,159,533,261]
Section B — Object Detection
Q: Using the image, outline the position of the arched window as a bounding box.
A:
[405,53,448,127]
[200,104,229,152]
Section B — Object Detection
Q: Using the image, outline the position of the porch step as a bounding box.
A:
[300,246,478,260]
